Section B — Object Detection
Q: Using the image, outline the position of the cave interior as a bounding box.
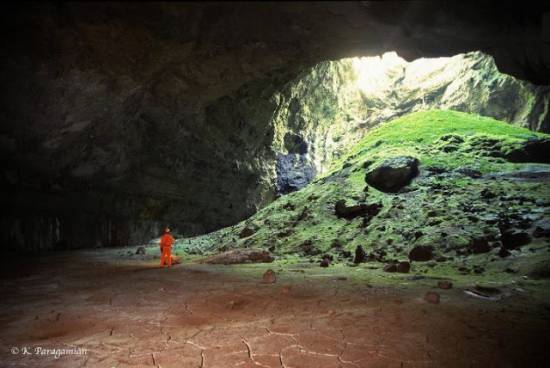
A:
[1,2,550,367]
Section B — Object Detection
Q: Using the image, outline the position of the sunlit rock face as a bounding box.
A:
[268,52,549,188]
[1,2,549,250]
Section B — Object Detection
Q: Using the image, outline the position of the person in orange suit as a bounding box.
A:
[159,228,175,268]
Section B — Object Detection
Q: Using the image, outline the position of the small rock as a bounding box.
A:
[469,238,491,254]
[408,245,434,262]
[498,247,511,257]
[341,250,352,258]
[135,246,146,255]
[354,245,366,264]
[501,229,531,249]
[527,261,550,280]
[473,265,485,274]
[320,259,330,268]
[239,227,255,238]
[424,291,440,304]
[437,281,453,289]
[481,188,496,199]
[397,261,411,273]
[533,219,550,238]
[456,167,482,178]
[262,269,276,283]
[335,200,382,219]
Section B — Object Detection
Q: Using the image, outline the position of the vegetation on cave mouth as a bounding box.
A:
[157,110,550,281]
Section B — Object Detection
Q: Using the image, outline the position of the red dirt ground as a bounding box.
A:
[1,249,549,367]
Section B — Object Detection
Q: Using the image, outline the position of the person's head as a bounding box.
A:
[164,227,170,234]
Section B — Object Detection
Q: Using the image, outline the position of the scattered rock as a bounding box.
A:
[408,245,434,262]
[383,261,410,273]
[527,262,550,280]
[367,249,387,262]
[354,245,366,264]
[437,281,453,289]
[469,237,491,254]
[425,166,448,175]
[397,261,411,273]
[439,134,465,144]
[363,160,375,169]
[498,247,511,257]
[455,167,482,178]
[365,156,420,193]
[504,138,550,164]
[473,265,485,274]
[282,202,296,211]
[480,188,496,199]
[424,291,440,304]
[202,248,274,264]
[335,200,382,219]
[464,285,503,300]
[239,227,256,238]
[300,239,320,256]
[501,229,531,249]
[533,219,550,238]
[135,246,146,255]
[262,269,276,283]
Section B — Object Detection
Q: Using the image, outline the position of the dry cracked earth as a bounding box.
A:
[1,249,550,368]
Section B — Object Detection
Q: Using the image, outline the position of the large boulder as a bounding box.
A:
[504,138,550,164]
[202,249,274,265]
[335,200,382,219]
[500,229,531,249]
[365,156,420,193]
[408,245,434,262]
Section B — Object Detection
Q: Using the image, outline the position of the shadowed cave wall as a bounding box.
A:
[1,2,550,251]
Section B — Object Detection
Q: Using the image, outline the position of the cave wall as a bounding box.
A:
[1,2,549,251]
[232,52,548,195]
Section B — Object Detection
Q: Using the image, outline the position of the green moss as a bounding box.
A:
[324,109,546,178]
[179,110,549,284]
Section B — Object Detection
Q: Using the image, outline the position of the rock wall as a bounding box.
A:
[268,52,549,190]
[1,2,549,251]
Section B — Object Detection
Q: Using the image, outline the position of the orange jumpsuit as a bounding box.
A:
[159,233,175,267]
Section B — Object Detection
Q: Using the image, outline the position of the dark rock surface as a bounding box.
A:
[262,269,276,283]
[335,200,382,220]
[354,245,366,264]
[409,245,434,262]
[501,230,532,250]
[202,248,274,265]
[424,291,441,304]
[438,281,453,290]
[365,156,419,193]
[276,153,316,194]
[1,2,549,251]
[505,139,550,164]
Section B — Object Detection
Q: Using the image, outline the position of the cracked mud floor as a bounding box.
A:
[1,249,550,368]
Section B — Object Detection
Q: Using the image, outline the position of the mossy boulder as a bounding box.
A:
[408,245,434,262]
[365,156,419,193]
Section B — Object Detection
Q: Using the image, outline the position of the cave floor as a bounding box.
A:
[1,249,550,368]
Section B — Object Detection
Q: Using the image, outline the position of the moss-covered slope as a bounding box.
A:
[176,110,550,275]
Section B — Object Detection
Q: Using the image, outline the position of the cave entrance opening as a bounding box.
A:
[273,50,547,196]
